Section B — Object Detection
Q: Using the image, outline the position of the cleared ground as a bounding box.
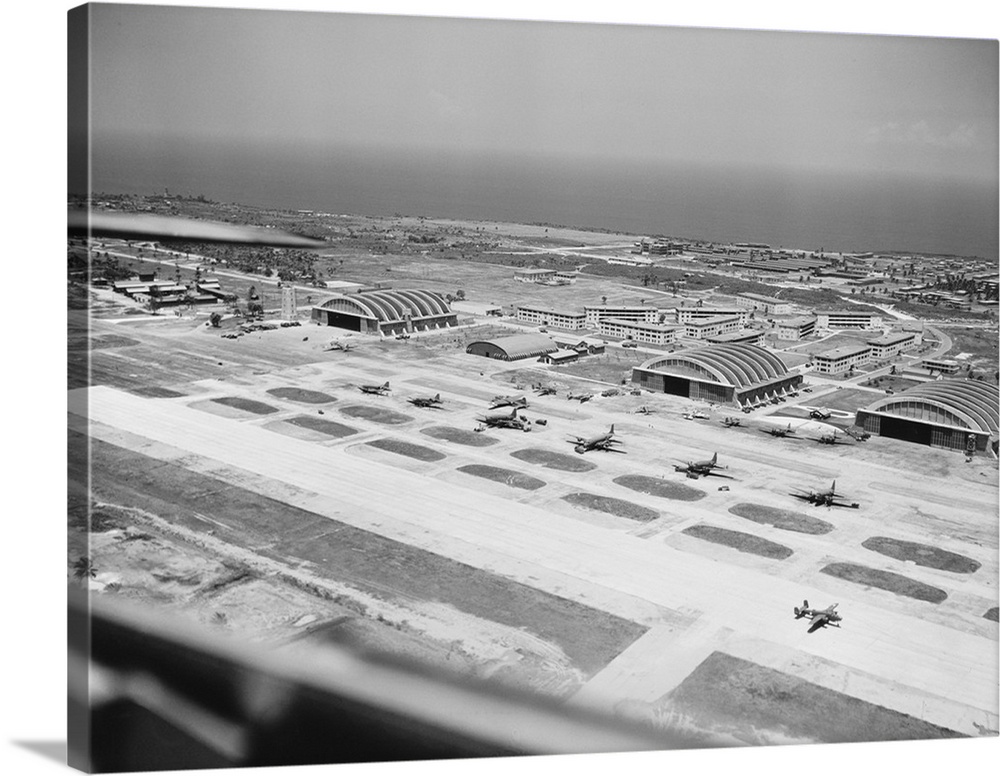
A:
[70,221,999,745]
[681,525,794,560]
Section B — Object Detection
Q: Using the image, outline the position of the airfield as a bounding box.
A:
[69,282,998,746]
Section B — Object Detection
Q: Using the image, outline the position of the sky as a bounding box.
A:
[82,2,998,183]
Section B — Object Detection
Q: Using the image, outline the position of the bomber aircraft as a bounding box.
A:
[324,341,355,352]
[634,406,657,415]
[814,431,851,445]
[533,383,558,396]
[476,407,531,432]
[760,422,797,438]
[794,600,843,633]
[408,393,444,409]
[359,381,391,396]
[566,392,593,403]
[673,452,731,479]
[490,395,529,410]
[721,416,741,427]
[567,425,624,454]
[790,480,859,508]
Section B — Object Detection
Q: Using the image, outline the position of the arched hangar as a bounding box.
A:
[631,343,801,406]
[311,290,456,335]
[466,333,558,361]
[856,379,999,452]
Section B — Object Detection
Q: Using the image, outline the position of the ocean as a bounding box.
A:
[88,137,998,260]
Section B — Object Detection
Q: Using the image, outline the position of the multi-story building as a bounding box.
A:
[920,358,961,375]
[815,310,883,330]
[812,344,872,375]
[706,329,765,346]
[584,305,659,326]
[735,293,793,316]
[599,318,680,345]
[774,316,817,341]
[681,314,744,340]
[515,305,587,330]
[866,332,918,360]
[675,306,751,325]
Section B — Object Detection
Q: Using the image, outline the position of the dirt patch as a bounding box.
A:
[613,475,706,502]
[728,504,834,535]
[821,563,948,603]
[456,465,546,490]
[267,387,337,404]
[861,537,981,574]
[131,386,188,399]
[339,405,414,425]
[90,334,141,349]
[210,396,280,415]
[420,426,499,447]
[510,448,597,472]
[682,524,793,559]
[985,607,999,622]
[365,438,447,462]
[625,651,964,745]
[561,493,659,523]
[283,415,359,438]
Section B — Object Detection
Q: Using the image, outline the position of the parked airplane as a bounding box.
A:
[809,408,832,420]
[324,341,355,352]
[844,426,871,442]
[475,407,531,432]
[790,480,859,508]
[634,406,657,415]
[814,431,851,445]
[408,394,444,409]
[359,381,391,396]
[673,452,730,479]
[761,422,797,438]
[794,600,842,633]
[490,395,529,410]
[567,425,624,454]
[721,416,742,427]
[533,383,558,396]
[566,392,593,403]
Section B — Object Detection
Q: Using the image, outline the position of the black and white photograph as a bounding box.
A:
[6,2,1000,775]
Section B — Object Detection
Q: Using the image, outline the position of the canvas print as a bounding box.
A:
[67,2,999,773]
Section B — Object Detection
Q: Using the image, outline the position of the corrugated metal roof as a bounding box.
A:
[468,333,558,360]
[862,380,999,435]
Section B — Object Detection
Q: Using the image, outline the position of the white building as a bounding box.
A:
[813,344,872,374]
[516,304,587,330]
[598,318,680,345]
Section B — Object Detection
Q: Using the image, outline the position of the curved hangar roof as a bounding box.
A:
[316,290,451,322]
[466,333,558,360]
[862,380,999,435]
[638,343,790,388]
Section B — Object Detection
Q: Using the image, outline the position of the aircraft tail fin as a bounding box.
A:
[711,452,717,465]
[434,394,440,402]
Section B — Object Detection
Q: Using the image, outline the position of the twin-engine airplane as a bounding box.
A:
[490,395,529,410]
[790,480,859,508]
[359,381,391,396]
[567,425,623,454]
[761,422,797,438]
[794,600,842,633]
[673,452,730,479]
[814,431,851,445]
[408,393,443,409]
[566,392,594,403]
[476,407,530,432]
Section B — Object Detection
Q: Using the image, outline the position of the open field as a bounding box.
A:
[69,218,999,747]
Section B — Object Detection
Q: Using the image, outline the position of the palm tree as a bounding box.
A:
[72,556,97,581]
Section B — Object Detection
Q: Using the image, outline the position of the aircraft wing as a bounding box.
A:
[807,615,827,633]
[69,209,326,248]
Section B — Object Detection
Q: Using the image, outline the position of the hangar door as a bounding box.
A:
[321,311,363,332]
[877,415,932,446]
[660,374,690,398]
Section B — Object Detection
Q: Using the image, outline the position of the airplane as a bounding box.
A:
[794,600,842,633]
[691,409,709,420]
[359,381,391,396]
[673,452,731,479]
[789,480,859,508]
[566,392,593,403]
[844,427,871,442]
[490,395,529,410]
[720,416,741,427]
[533,383,558,396]
[324,341,355,352]
[408,393,444,409]
[567,425,624,454]
[809,408,832,420]
[760,422,797,438]
[634,406,657,415]
[814,431,851,445]
[475,407,531,432]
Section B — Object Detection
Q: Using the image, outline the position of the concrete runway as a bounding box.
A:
[73,368,998,736]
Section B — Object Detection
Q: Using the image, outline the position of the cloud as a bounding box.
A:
[864,120,978,148]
